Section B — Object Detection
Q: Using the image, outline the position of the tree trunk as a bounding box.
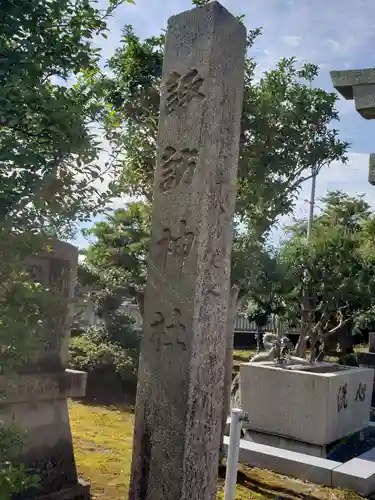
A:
[295,309,313,358]
[219,285,239,462]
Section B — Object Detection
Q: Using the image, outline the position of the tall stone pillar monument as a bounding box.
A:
[129,3,246,500]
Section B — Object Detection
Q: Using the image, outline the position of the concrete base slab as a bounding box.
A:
[225,417,328,457]
[224,416,375,495]
[223,436,341,486]
[243,429,327,458]
[332,448,375,497]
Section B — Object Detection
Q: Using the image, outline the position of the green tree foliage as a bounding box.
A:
[1,0,133,236]
[1,0,134,495]
[73,202,150,379]
[0,425,40,500]
[80,10,349,315]
[100,22,348,241]
[279,191,375,357]
[1,0,134,371]
[81,201,150,309]
[243,246,291,318]
[69,324,139,385]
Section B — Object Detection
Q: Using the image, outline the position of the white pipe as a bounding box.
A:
[224,408,243,500]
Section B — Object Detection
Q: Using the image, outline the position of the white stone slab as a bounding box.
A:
[240,363,373,445]
[223,436,340,486]
[332,447,375,496]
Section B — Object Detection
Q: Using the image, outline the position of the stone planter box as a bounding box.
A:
[240,362,374,446]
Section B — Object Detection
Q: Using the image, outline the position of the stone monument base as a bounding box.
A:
[242,428,329,458]
[225,417,341,458]
[358,351,375,407]
[0,369,90,499]
[26,479,90,500]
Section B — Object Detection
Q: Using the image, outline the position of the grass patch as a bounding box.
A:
[69,400,363,500]
[233,350,255,362]
[69,400,134,499]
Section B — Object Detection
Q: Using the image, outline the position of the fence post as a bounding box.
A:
[224,408,244,500]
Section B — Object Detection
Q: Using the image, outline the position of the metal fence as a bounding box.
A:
[234,313,300,335]
[77,302,299,337]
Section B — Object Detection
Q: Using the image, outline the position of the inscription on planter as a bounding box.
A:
[355,381,367,402]
[337,382,348,412]
[337,380,368,411]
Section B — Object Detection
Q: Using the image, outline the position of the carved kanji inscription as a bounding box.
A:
[150,308,187,351]
[159,147,198,193]
[207,247,223,297]
[355,381,367,402]
[156,220,195,271]
[165,69,205,114]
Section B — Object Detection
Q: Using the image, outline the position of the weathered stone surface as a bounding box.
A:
[357,351,375,407]
[369,155,375,185]
[353,84,375,118]
[25,480,90,500]
[0,370,88,498]
[369,332,375,352]
[1,399,77,495]
[0,240,88,498]
[243,429,328,458]
[331,69,375,97]
[358,351,375,366]
[240,363,373,446]
[129,3,246,500]
[24,240,78,371]
[330,68,375,119]
[0,369,87,405]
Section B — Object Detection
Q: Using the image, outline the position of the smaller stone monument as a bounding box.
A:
[0,241,89,499]
[357,333,375,408]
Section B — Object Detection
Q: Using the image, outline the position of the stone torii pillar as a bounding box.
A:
[330,68,375,184]
[332,69,375,405]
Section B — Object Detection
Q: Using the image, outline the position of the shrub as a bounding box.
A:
[69,326,139,383]
[338,353,359,367]
[0,425,40,500]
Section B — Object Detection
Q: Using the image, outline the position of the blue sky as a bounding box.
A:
[73,0,375,250]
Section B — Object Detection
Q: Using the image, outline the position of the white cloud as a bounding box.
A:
[281,36,301,48]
